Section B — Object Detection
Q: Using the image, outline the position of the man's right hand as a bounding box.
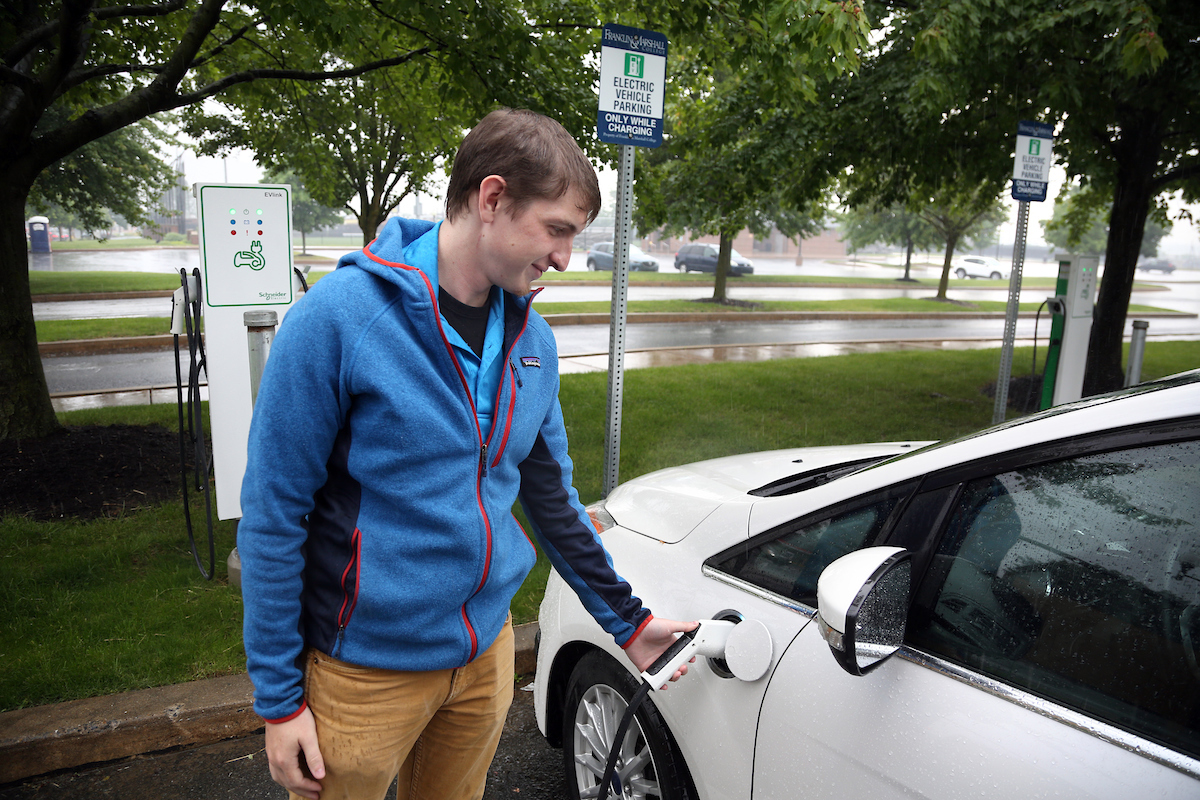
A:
[265,706,326,799]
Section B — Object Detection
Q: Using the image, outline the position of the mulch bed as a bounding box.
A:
[0,425,184,521]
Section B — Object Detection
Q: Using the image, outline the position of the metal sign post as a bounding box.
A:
[597,23,667,497]
[994,120,1053,424]
[603,145,635,497]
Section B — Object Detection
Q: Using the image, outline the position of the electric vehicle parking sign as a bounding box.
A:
[1011,120,1053,202]
[597,24,667,148]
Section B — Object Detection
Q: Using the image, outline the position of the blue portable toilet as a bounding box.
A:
[28,216,51,253]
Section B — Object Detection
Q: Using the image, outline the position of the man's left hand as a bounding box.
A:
[624,617,699,686]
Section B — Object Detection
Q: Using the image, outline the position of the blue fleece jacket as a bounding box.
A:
[238,217,651,723]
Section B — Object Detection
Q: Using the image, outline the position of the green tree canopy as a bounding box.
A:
[633,3,871,301]
[25,113,179,238]
[830,0,1200,392]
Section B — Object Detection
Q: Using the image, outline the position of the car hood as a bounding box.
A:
[604,442,924,543]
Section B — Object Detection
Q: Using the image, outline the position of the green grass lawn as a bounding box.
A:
[3,341,1197,710]
[34,296,1182,343]
[30,270,185,295]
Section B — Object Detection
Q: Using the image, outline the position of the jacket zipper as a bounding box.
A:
[417,271,537,662]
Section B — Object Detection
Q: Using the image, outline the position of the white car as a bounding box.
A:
[535,371,1200,800]
[955,255,1008,280]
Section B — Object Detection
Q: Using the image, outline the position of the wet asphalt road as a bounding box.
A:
[0,682,565,800]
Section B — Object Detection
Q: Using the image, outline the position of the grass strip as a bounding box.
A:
[34,296,1182,342]
[30,271,185,295]
[535,298,1178,316]
[36,317,178,342]
[32,268,1075,296]
[3,342,1197,708]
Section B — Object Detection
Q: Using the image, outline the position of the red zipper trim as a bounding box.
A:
[489,368,516,468]
[336,527,362,629]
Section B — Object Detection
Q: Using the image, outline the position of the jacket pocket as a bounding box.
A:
[334,527,362,656]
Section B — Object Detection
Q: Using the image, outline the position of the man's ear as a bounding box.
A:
[477,175,507,223]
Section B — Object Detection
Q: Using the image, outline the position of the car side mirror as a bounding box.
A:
[816,546,911,676]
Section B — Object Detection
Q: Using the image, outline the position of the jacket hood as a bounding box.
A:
[336,217,439,289]
[333,217,535,314]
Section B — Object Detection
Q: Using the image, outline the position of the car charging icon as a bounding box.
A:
[234,239,265,271]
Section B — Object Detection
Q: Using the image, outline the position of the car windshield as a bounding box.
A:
[731,249,747,260]
[630,245,650,259]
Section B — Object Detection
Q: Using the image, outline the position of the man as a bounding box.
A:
[238,108,696,800]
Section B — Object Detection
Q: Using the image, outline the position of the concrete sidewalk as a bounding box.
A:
[0,623,539,784]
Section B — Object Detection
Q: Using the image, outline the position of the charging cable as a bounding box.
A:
[597,621,737,800]
[172,268,215,580]
[1025,296,1064,413]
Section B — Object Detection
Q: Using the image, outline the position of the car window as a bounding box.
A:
[708,482,915,608]
[907,439,1200,758]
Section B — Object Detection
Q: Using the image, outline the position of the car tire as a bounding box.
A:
[955,268,967,279]
[562,651,692,800]
[990,271,1002,280]
[587,259,597,271]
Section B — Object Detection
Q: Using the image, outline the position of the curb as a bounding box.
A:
[0,622,539,785]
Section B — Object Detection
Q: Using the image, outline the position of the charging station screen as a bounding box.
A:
[197,184,294,307]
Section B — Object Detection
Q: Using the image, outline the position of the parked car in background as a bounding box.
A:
[954,255,1008,280]
[674,242,755,275]
[536,370,1200,800]
[1139,258,1176,273]
[586,242,659,272]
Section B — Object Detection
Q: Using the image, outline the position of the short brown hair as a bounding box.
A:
[445,108,601,224]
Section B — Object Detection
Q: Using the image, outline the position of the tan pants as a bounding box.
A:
[292,619,514,800]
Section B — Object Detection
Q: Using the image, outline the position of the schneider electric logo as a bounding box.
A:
[258,290,288,300]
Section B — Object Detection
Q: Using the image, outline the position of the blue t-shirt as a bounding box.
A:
[401,221,504,436]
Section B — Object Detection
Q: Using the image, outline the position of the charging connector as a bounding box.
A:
[640,620,736,690]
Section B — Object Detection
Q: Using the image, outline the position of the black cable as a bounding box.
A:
[1024,300,1049,414]
[597,680,652,800]
[293,266,309,293]
[175,268,216,580]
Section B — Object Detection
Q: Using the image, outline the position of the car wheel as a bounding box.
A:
[990,271,1002,280]
[955,267,967,279]
[587,259,597,270]
[562,651,691,800]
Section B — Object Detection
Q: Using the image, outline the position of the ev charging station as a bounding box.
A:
[1039,254,1099,409]
[192,183,297,521]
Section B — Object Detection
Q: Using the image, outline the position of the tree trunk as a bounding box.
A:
[0,182,61,440]
[713,232,733,302]
[935,231,959,299]
[1083,113,1161,396]
[902,235,913,281]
